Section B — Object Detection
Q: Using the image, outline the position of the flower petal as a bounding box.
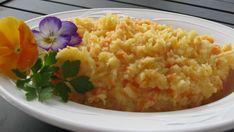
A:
[0,47,13,57]
[39,16,62,35]
[32,30,51,50]
[32,30,42,43]
[32,29,46,39]
[32,29,40,37]
[51,36,70,51]
[0,17,21,48]
[18,23,39,70]
[38,41,52,51]
[59,21,77,36]
[68,35,82,46]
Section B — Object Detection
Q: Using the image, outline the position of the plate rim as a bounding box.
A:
[1,8,234,132]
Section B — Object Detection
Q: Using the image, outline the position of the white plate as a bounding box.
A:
[1,8,234,132]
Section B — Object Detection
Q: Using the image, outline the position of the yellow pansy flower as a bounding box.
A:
[0,17,38,79]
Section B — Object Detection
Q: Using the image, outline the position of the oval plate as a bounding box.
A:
[1,8,234,132]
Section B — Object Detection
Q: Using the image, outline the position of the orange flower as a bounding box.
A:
[0,17,38,79]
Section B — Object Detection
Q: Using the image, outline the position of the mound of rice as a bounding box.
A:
[56,14,234,112]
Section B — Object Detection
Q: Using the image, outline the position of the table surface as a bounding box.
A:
[0,0,234,132]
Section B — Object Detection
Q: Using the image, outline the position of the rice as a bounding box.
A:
[56,14,234,112]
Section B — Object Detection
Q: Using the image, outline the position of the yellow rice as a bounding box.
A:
[56,14,234,112]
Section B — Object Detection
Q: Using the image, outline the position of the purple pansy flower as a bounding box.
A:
[32,16,82,51]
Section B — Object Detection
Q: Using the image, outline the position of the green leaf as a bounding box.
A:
[16,80,25,89]
[44,52,57,66]
[16,79,30,89]
[38,87,53,102]
[12,69,27,79]
[24,86,37,101]
[32,58,42,73]
[70,76,94,93]
[32,72,52,87]
[40,66,59,74]
[61,60,80,78]
[26,92,37,101]
[24,84,36,92]
[55,82,71,102]
[47,66,59,73]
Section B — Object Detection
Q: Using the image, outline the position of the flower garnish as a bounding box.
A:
[32,16,82,51]
[0,17,38,79]
[1,16,93,102]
